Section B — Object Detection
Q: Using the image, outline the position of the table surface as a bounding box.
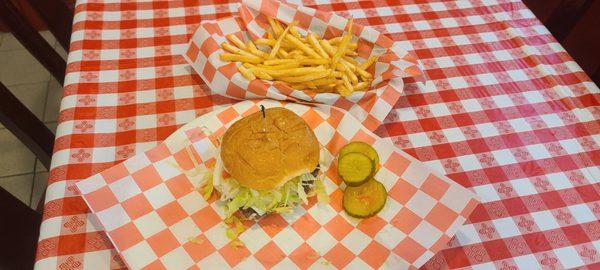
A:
[35,0,600,269]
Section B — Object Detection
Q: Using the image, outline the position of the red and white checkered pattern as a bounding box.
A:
[184,0,422,132]
[36,0,600,269]
[75,100,478,269]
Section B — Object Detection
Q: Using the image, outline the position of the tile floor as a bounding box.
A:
[0,31,66,208]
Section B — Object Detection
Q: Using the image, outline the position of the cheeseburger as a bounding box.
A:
[210,107,323,219]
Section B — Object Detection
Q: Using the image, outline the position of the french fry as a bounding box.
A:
[332,70,344,77]
[340,59,356,72]
[329,38,357,50]
[343,56,359,65]
[263,58,329,66]
[315,82,337,91]
[341,74,354,93]
[307,33,329,59]
[308,77,338,86]
[274,20,284,34]
[221,42,256,59]
[256,37,294,49]
[257,62,301,70]
[345,65,359,84]
[287,53,300,59]
[254,38,294,49]
[305,82,318,89]
[335,62,347,72]
[247,62,310,74]
[227,34,246,49]
[238,65,256,80]
[220,53,262,64]
[266,29,275,40]
[355,65,373,79]
[291,54,308,59]
[289,24,305,41]
[285,34,321,58]
[360,56,378,70]
[341,58,372,79]
[328,37,343,45]
[249,67,274,80]
[255,38,275,46]
[257,66,326,77]
[276,48,289,58]
[336,85,352,96]
[278,70,331,83]
[331,18,353,65]
[268,17,283,37]
[269,21,296,59]
[328,45,357,62]
[354,81,370,91]
[299,58,329,65]
[319,39,336,57]
[246,41,269,59]
[288,49,304,58]
[263,59,296,65]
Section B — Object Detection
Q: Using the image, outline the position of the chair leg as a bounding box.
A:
[0,187,42,270]
[0,0,66,84]
[25,0,74,51]
[0,82,55,169]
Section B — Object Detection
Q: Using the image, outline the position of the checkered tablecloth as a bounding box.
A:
[35,0,600,269]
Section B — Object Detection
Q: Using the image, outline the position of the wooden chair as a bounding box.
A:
[0,0,73,172]
[0,0,71,84]
[24,0,73,51]
[0,0,73,269]
[0,187,41,270]
[544,0,594,42]
[0,81,55,171]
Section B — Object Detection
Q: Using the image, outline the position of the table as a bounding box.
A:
[35,0,600,269]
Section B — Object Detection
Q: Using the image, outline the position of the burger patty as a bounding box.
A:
[311,165,320,177]
[240,166,320,220]
[240,207,259,220]
[303,165,320,193]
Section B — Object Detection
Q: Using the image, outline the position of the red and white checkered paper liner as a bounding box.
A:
[76,100,478,270]
[183,0,422,132]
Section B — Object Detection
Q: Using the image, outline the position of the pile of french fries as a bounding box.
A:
[219,17,378,96]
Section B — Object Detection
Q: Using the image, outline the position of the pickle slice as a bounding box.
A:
[343,179,387,218]
[339,141,380,171]
[337,152,373,186]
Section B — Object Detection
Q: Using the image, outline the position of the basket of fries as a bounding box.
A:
[184,0,422,131]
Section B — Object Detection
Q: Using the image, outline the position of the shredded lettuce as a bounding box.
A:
[222,177,303,217]
[207,151,326,218]
[215,170,320,218]
[314,176,330,204]
[201,169,214,200]
[297,174,310,204]
[224,215,247,248]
